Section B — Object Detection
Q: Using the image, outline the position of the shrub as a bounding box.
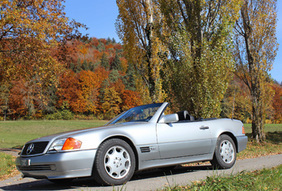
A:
[45,110,74,120]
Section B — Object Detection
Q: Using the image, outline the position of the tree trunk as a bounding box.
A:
[251,83,265,142]
[145,0,156,102]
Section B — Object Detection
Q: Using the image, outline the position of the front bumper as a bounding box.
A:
[16,149,96,179]
[236,135,248,152]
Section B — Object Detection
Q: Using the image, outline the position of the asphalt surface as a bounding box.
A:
[0,154,281,191]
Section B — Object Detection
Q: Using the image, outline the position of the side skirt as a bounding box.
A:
[138,153,214,171]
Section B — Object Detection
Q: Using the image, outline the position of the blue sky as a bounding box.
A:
[65,0,281,83]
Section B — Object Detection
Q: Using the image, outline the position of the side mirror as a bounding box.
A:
[159,114,179,124]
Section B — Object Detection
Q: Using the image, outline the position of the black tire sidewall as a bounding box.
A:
[212,134,236,169]
[93,139,136,185]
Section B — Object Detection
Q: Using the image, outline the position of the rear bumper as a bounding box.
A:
[236,135,248,153]
[16,149,96,179]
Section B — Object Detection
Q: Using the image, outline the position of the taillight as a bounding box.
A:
[242,126,245,134]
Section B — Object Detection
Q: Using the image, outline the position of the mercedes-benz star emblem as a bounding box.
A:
[26,143,34,155]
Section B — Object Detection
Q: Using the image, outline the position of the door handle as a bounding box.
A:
[200,126,209,130]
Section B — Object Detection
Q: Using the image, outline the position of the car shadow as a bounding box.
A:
[0,165,213,190]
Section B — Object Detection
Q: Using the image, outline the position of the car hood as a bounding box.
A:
[25,122,147,143]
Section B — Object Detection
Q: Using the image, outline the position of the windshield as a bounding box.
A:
[106,103,163,125]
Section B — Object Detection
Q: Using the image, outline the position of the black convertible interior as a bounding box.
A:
[177,110,195,121]
[176,111,216,122]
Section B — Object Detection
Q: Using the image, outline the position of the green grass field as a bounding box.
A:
[0,120,107,149]
[244,123,282,134]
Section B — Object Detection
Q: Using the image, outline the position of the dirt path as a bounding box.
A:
[0,154,281,191]
[0,148,21,157]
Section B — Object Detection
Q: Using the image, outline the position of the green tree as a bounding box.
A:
[97,41,105,51]
[158,0,241,118]
[233,0,278,142]
[0,82,10,120]
[100,53,110,70]
[109,69,121,83]
[111,54,122,70]
[82,60,90,71]
[123,63,136,91]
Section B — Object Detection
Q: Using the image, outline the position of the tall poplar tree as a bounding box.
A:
[233,0,278,142]
[116,0,166,103]
[158,0,242,118]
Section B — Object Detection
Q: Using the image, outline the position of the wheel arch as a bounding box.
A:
[219,132,238,153]
[96,135,139,171]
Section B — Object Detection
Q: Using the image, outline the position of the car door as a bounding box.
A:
[156,121,212,159]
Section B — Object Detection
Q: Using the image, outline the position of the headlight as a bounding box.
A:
[48,138,82,152]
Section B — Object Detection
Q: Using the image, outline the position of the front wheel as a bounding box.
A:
[211,134,236,169]
[92,139,136,186]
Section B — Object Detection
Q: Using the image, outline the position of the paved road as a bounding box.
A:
[0,154,281,191]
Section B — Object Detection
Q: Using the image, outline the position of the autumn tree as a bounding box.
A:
[57,67,109,114]
[158,0,241,118]
[271,83,282,123]
[100,87,122,119]
[116,0,166,102]
[0,0,85,118]
[121,90,143,111]
[0,82,10,120]
[221,76,252,123]
[233,0,278,142]
[0,0,84,79]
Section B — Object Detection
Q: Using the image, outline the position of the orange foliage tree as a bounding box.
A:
[57,67,109,114]
[271,83,282,123]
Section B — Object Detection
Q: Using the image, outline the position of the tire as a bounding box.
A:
[93,139,136,186]
[211,134,236,169]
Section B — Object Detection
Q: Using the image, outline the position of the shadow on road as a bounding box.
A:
[0,165,212,190]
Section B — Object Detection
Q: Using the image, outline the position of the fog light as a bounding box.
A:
[50,164,56,171]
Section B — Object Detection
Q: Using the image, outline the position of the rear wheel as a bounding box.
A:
[93,139,136,185]
[211,134,236,169]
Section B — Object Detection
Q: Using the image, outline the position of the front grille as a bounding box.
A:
[18,165,51,171]
[22,141,49,155]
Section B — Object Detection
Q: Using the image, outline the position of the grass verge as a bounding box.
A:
[0,152,19,181]
[161,165,282,191]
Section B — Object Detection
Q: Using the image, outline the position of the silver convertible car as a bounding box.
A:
[16,102,248,185]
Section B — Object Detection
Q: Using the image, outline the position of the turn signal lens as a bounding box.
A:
[62,138,82,150]
[242,126,245,134]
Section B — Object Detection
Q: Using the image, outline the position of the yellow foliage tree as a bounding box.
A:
[0,0,85,115]
[233,0,278,142]
[116,0,167,103]
[101,87,122,119]
[158,0,242,118]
